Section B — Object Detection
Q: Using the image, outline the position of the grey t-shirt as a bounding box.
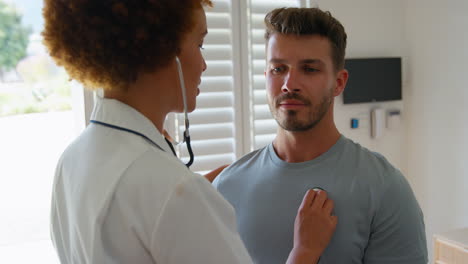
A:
[213,136,427,264]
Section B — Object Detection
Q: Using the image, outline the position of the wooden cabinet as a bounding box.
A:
[434,228,468,264]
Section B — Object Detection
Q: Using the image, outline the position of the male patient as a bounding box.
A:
[213,7,427,264]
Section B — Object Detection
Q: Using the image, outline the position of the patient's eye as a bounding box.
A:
[270,66,285,75]
[303,65,319,73]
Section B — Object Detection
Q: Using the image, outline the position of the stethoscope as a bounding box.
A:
[165,56,194,167]
[90,56,194,168]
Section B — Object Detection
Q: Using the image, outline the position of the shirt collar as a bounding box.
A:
[90,97,173,154]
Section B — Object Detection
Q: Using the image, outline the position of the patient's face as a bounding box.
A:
[265,33,338,131]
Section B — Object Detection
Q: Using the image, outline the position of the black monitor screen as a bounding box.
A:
[343,57,402,104]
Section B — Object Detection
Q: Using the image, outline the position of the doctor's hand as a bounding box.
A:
[203,164,229,183]
[286,189,337,264]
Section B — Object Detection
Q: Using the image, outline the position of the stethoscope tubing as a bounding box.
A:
[89,56,195,168]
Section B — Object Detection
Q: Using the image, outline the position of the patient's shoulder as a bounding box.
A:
[234,146,268,166]
[212,145,269,187]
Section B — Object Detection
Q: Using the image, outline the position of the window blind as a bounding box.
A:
[173,0,239,173]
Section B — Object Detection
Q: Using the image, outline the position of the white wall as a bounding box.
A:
[319,0,407,170]
[404,0,468,260]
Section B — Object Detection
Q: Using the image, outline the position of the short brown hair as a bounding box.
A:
[42,0,212,91]
[264,7,347,71]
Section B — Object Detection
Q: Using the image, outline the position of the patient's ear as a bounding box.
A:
[333,69,348,97]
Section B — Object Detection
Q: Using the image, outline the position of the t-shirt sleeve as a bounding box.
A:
[363,169,428,264]
[151,173,252,264]
[212,170,221,188]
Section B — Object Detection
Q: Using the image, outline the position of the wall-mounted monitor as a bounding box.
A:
[343,57,402,104]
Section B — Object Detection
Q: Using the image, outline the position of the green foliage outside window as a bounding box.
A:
[0,0,72,117]
[0,0,31,79]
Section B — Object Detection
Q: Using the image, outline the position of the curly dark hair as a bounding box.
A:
[265,7,347,71]
[42,0,212,91]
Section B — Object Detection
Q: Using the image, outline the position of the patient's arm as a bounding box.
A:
[286,189,337,264]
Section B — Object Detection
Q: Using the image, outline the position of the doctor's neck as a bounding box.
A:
[104,66,179,134]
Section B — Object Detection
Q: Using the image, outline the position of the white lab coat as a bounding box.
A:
[51,98,252,263]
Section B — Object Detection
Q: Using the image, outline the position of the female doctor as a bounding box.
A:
[43,0,337,263]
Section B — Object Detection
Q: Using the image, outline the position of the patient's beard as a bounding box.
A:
[271,92,333,132]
